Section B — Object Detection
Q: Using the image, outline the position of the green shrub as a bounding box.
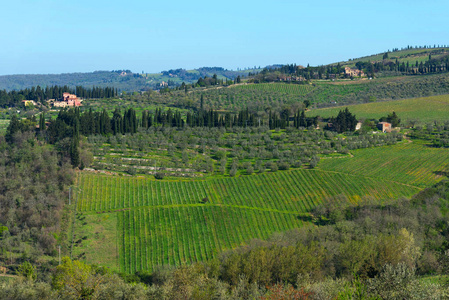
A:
[154,172,165,180]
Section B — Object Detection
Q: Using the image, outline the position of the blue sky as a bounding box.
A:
[0,0,448,75]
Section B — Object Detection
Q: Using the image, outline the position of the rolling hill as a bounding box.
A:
[308,94,449,123]
[71,140,449,273]
[0,68,261,92]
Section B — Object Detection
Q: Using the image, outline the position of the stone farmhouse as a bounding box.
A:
[377,122,392,133]
[51,92,82,108]
[344,67,365,77]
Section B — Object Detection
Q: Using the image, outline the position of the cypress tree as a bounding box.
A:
[70,135,80,167]
[141,110,148,129]
[102,109,111,134]
[5,114,22,143]
[39,113,46,131]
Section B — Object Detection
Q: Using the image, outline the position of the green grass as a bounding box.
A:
[309,94,449,123]
[71,212,119,270]
[0,276,15,283]
[419,275,449,285]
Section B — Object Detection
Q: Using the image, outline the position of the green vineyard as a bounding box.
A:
[74,166,423,273]
[319,142,449,188]
[76,170,420,214]
[231,83,316,95]
[72,140,449,273]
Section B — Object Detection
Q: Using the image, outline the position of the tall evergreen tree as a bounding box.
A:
[70,134,80,167]
[5,114,23,143]
[39,113,46,131]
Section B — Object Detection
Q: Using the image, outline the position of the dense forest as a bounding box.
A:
[0,130,74,263]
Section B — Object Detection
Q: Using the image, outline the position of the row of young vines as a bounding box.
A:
[75,164,423,272]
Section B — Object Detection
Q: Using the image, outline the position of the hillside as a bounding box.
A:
[0,68,260,92]
[72,140,448,272]
[340,46,449,67]
[1,46,449,100]
[192,73,449,110]
[308,94,449,123]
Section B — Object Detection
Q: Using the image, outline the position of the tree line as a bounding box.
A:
[0,85,117,108]
[251,47,449,81]
[46,106,322,140]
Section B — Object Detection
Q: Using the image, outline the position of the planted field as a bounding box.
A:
[117,206,304,273]
[309,94,449,123]
[306,73,449,108]
[73,139,449,273]
[195,83,312,112]
[76,176,210,212]
[74,165,421,273]
[197,73,449,110]
[209,170,416,211]
[319,142,449,188]
[77,170,417,214]
[231,83,315,95]
[0,119,9,133]
[87,127,402,178]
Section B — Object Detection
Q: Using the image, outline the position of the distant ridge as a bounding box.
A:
[2,45,448,92]
[0,67,262,92]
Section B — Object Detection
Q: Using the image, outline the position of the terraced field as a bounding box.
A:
[231,83,316,95]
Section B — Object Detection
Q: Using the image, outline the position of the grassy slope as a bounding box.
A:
[340,47,449,67]
[72,140,449,273]
[308,94,449,123]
